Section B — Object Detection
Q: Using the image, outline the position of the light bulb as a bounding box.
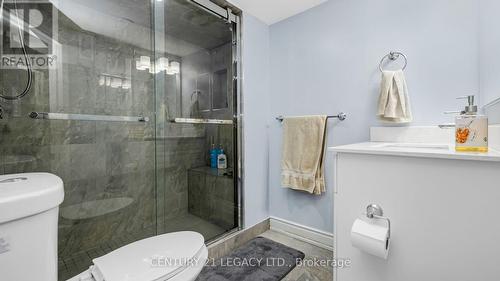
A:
[110,77,122,88]
[136,56,151,70]
[166,68,175,75]
[98,75,105,86]
[156,57,169,72]
[122,79,131,89]
[170,61,180,74]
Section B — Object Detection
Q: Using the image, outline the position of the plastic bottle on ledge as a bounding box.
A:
[210,143,218,168]
[217,149,227,169]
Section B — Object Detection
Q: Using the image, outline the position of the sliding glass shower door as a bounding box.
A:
[153,0,239,240]
[1,1,158,279]
[0,0,238,280]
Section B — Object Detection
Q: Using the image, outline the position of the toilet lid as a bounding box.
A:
[92,231,205,281]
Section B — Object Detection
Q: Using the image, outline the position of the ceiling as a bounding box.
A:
[226,0,328,25]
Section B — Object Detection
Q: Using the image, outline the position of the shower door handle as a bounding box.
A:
[29,112,149,122]
[169,118,233,125]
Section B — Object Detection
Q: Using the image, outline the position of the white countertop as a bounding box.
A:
[328,142,500,162]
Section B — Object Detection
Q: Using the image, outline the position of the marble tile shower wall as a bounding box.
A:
[181,43,234,167]
[188,167,234,230]
[157,137,206,222]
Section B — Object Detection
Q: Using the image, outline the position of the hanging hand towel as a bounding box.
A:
[281,115,328,195]
[377,70,412,123]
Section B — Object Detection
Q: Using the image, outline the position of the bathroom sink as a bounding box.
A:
[329,142,500,162]
[374,143,451,150]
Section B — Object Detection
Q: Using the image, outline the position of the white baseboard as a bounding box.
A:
[269,217,333,251]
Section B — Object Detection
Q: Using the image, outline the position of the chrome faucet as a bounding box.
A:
[438,124,455,129]
[439,111,457,129]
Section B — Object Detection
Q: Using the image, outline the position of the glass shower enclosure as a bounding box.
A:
[0,0,240,279]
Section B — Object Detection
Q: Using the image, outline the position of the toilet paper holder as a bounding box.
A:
[365,204,391,239]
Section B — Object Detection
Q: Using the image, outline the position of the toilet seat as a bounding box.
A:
[69,231,208,281]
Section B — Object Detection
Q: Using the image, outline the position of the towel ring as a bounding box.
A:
[379,51,407,72]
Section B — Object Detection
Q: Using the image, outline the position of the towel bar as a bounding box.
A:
[276,112,347,122]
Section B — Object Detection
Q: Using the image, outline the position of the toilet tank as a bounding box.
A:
[0,173,64,281]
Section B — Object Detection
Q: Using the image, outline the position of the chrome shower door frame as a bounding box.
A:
[151,0,244,239]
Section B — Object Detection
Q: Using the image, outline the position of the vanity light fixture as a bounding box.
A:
[137,55,179,75]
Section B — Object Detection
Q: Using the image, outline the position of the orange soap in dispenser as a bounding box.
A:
[455,95,488,152]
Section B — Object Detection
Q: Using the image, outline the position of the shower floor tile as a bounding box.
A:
[162,213,229,241]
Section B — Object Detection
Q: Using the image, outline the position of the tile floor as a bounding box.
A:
[162,213,227,241]
[260,230,334,281]
[59,221,332,281]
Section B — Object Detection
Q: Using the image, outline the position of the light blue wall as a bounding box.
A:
[241,14,271,227]
[267,0,479,233]
[479,0,500,107]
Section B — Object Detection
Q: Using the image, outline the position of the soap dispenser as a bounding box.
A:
[454,95,488,152]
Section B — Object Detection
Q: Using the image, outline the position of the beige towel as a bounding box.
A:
[281,115,328,195]
[377,70,412,123]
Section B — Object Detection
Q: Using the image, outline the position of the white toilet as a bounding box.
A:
[0,173,208,281]
[69,231,208,281]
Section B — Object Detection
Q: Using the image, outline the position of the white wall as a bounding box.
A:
[267,0,479,233]
[479,0,500,124]
[241,14,271,227]
[479,0,500,107]
[227,0,327,25]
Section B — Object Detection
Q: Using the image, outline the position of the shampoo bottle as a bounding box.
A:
[210,143,218,168]
[217,149,227,169]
